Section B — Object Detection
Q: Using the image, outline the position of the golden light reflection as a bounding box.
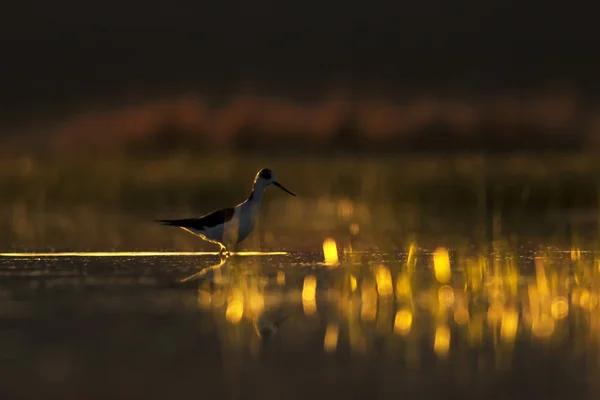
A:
[302,275,318,315]
[407,242,417,264]
[571,247,581,261]
[535,257,550,300]
[487,303,505,326]
[395,274,412,300]
[579,289,591,308]
[532,315,555,338]
[323,238,339,266]
[226,289,244,324]
[580,291,599,310]
[551,297,569,319]
[190,242,600,362]
[324,323,340,353]
[374,265,393,297]
[277,271,286,285]
[394,308,413,336]
[349,274,358,292]
[433,247,451,284]
[249,292,265,315]
[406,241,417,277]
[438,285,455,307]
[500,309,519,343]
[434,325,451,356]
[360,279,378,321]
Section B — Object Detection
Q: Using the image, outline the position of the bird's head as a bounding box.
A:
[254,168,296,196]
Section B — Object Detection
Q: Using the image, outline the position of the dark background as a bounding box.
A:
[2,0,599,152]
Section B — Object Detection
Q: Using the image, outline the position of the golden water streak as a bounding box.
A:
[0,251,288,257]
[302,275,318,315]
[324,323,340,353]
[433,247,451,284]
[322,238,339,266]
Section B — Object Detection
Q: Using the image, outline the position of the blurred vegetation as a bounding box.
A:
[12,90,598,155]
[0,152,599,252]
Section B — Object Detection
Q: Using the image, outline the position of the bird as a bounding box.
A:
[254,308,296,339]
[156,168,296,257]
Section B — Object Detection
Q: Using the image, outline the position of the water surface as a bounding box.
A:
[1,245,599,399]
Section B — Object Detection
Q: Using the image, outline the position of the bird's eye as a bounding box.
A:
[260,169,272,180]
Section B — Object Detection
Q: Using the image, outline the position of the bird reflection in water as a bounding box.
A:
[180,254,298,340]
[179,254,229,284]
[254,308,297,339]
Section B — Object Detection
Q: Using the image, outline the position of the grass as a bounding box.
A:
[1,151,600,251]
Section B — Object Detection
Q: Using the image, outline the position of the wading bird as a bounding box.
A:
[157,168,296,257]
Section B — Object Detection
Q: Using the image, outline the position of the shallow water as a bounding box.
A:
[1,246,600,399]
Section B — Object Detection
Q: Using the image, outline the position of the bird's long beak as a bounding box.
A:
[273,181,296,196]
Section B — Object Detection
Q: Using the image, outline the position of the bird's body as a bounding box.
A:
[157,168,295,256]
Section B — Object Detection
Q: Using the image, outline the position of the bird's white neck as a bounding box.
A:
[245,183,266,207]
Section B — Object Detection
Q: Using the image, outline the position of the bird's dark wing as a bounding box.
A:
[157,208,235,230]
